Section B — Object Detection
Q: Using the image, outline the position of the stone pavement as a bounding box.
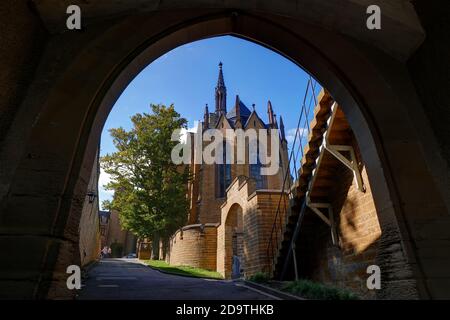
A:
[77,258,273,300]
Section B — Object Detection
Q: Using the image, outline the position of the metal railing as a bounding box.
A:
[266,75,318,277]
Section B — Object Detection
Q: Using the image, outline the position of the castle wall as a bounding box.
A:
[197,163,224,224]
[167,224,218,271]
[78,152,101,267]
[218,177,287,278]
[101,209,136,257]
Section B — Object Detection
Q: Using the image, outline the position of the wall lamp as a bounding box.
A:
[87,191,97,204]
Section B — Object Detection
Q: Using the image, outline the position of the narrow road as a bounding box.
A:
[77,258,273,300]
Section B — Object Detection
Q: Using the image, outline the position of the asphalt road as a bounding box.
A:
[77,258,273,300]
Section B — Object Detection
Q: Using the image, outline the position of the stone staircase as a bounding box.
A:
[268,89,355,279]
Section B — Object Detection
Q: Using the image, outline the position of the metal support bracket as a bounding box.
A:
[306,199,339,246]
[324,143,366,192]
[322,102,366,193]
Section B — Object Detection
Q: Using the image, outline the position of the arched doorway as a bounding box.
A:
[1,3,449,299]
[224,204,244,279]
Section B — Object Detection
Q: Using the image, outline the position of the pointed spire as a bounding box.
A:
[279,116,286,142]
[215,62,227,115]
[217,62,224,87]
[252,103,256,112]
[203,104,209,129]
[267,100,275,127]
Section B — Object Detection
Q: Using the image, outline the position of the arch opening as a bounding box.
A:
[224,203,244,279]
[2,8,447,300]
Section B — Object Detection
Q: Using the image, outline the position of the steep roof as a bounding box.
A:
[244,109,268,129]
[226,96,252,126]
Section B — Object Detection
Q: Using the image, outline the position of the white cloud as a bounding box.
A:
[98,168,113,204]
[179,121,199,143]
[99,168,112,190]
[286,127,309,143]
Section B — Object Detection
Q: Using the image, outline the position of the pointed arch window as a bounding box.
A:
[250,139,267,190]
[216,140,231,198]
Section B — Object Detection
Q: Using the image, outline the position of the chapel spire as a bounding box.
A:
[267,100,275,127]
[215,62,227,116]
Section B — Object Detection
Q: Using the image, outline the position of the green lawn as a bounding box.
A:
[281,279,359,300]
[144,259,223,279]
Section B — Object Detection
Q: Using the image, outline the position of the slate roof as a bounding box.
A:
[226,100,252,125]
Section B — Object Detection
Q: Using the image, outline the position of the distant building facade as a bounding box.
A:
[99,210,111,249]
[99,209,137,257]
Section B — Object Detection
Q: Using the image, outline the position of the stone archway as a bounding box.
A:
[1,1,449,299]
[221,203,244,279]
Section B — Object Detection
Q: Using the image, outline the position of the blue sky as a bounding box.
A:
[99,35,320,205]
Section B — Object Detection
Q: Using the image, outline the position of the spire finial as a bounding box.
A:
[215,62,227,115]
[252,103,256,111]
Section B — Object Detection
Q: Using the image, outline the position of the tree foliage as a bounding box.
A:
[101,104,189,240]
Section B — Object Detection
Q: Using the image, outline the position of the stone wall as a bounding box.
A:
[298,145,382,299]
[167,224,218,271]
[218,176,287,278]
[197,160,223,224]
[104,210,136,257]
[0,0,47,147]
[409,0,450,170]
[78,151,101,267]
[253,191,289,274]
[407,1,450,298]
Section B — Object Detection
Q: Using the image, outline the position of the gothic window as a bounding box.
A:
[250,141,267,190]
[250,162,267,190]
[216,141,231,198]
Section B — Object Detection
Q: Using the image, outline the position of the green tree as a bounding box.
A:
[101,104,190,259]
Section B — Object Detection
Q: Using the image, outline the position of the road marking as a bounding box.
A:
[96,277,137,280]
[202,278,222,282]
[234,283,282,300]
[97,285,119,288]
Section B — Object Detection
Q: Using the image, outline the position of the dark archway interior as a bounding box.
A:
[225,203,244,278]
